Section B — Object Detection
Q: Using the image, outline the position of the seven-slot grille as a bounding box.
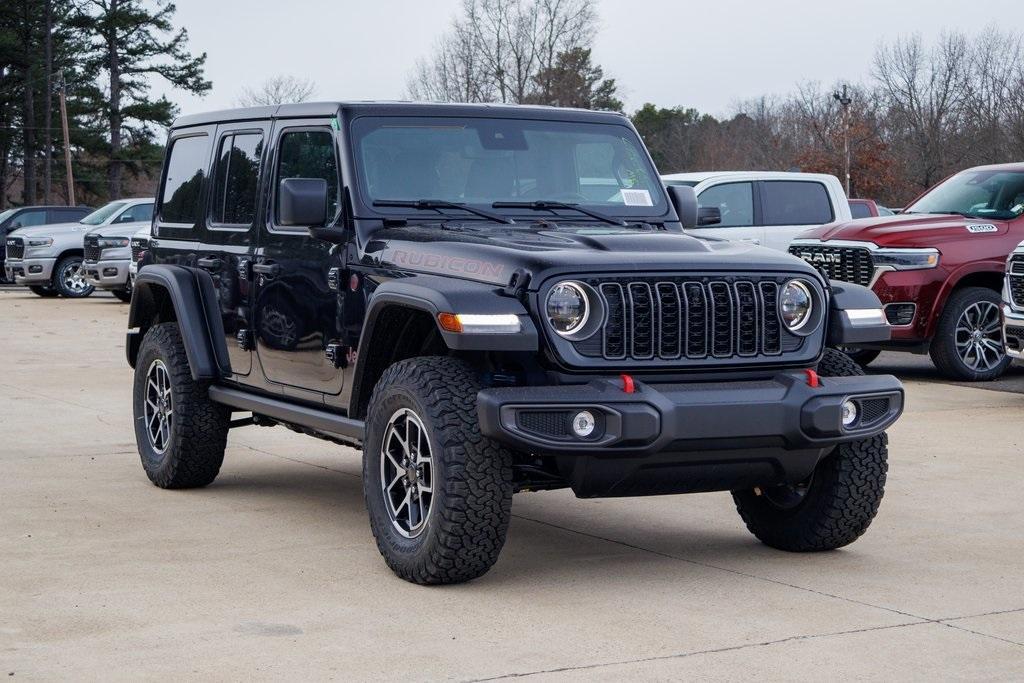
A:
[787,244,874,286]
[83,234,102,262]
[5,237,24,260]
[583,278,785,362]
[1009,255,1024,307]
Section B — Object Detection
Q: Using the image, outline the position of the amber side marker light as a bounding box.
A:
[437,313,521,334]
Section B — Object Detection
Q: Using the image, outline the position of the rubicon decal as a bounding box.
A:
[391,249,505,279]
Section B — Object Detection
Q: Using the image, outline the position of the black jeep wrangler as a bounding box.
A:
[127,102,904,584]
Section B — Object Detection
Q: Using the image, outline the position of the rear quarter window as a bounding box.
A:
[160,135,211,225]
[762,181,834,225]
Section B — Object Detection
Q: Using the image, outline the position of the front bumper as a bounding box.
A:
[4,257,56,285]
[1002,304,1024,360]
[478,371,903,497]
[82,258,129,289]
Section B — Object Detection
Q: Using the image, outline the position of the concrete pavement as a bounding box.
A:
[1,288,1022,680]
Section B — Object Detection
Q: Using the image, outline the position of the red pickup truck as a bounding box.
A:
[791,162,1024,381]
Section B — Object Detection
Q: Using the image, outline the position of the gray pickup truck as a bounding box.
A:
[5,198,153,299]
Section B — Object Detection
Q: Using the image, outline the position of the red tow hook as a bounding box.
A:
[804,369,820,388]
[620,373,636,394]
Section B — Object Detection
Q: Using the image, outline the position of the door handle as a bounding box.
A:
[252,262,281,278]
[197,256,224,271]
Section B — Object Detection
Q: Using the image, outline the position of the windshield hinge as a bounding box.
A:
[502,268,532,298]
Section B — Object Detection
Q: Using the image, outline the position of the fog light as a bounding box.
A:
[841,400,858,428]
[571,410,596,438]
[29,265,42,273]
[104,268,118,277]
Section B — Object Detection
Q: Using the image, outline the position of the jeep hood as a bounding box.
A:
[365,223,819,288]
[796,213,1009,249]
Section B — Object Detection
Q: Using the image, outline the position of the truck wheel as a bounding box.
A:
[363,356,514,585]
[112,287,132,303]
[930,287,1010,381]
[29,285,60,298]
[52,255,94,298]
[132,322,230,489]
[732,348,887,551]
[836,346,880,368]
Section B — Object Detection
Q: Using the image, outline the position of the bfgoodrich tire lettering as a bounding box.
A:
[132,322,230,488]
[363,356,514,585]
[732,348,888,551]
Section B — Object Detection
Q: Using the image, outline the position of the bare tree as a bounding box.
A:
[407,0,596,104]
[237,75,317,107]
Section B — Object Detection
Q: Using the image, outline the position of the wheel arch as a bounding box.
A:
[925,261,1005,338]
[126,265,231,381]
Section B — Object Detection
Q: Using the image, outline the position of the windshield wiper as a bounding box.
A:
[373,199,514,225]
[492,200,628,227]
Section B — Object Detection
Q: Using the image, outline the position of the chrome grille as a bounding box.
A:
[588,278,785,362]
[83,234,102,262]
[788,245,874,286]
[5,237,24,260]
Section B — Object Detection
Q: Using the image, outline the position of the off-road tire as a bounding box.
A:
[732,348,888,551]
[52,255,94,298]
[929,286,1010,381]
[363,356,514,585]
[837,346,880,368]
[112,287,132,303]
[133,322,230,489]
[29,285,59,297]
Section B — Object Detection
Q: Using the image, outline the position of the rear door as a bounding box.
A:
[759,180,835,251]
[254,120,345,398]
[691,181,762,245]
[200,122,270,378]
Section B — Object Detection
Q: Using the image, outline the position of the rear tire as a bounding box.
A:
[29,285,59,298]
[133,323,230,488]
[52,255,94,298]
[732,348,888,551]
[929,287,1009,381]
[363,356,514,585]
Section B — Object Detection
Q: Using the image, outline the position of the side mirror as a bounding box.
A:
[666,185,698,229]
[279,177,328,227]
[697,206,722,226]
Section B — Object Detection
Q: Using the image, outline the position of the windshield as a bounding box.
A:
[0,208,16,225]
[906,170,1024,220]
[351,116,666,219]
[80,201,128,225]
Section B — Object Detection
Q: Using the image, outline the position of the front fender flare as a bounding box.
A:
[126,265,231,381]
[826,279,891,346]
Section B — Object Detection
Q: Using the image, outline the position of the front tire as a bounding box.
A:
[29,285,59,298]
[52,255,94,298]
[112,287,132,303]
[732,348,888,551]
[363,356,514,585]
[929,287,1010,381]
[133,323,230,488]
[837,346,880,368]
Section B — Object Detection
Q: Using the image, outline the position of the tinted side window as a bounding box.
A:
[160,135,210,224]
[276,130,339,225]
[849,201,872,219]
[762,181,834,226]
[51,208,88,222]
[697,182,754,227]
[212,133,263,226]
[14,209,48,228]
[116,203,154,223]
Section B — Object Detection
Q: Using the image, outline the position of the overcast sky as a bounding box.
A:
[160,0,1016,118]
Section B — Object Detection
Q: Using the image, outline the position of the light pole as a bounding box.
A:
[833,84,852,197]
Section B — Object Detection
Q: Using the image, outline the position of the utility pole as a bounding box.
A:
[833,84,852,197]
[58,72,75,206]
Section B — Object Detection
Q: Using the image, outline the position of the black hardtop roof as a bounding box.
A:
[171,101,629,129]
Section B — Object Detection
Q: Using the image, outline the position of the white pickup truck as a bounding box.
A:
[661,171,850,251]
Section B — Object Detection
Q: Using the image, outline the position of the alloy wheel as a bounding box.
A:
[143,359,173,454]
[61,259,91,294]
[954,301,1003,372]
[380,408,434,538]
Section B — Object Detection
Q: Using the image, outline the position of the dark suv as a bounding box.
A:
[127,102,903,584]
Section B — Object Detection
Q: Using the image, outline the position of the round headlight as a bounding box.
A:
[780,280,813,332]
[546,281,589,335]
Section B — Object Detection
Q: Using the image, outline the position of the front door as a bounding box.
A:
[691,181,763,246]
[199,121,270,378]
[254,121,345,396]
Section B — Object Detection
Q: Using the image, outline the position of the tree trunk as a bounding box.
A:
[21,1,37,205]
[43,0,53,204]
[107,0,122,199]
